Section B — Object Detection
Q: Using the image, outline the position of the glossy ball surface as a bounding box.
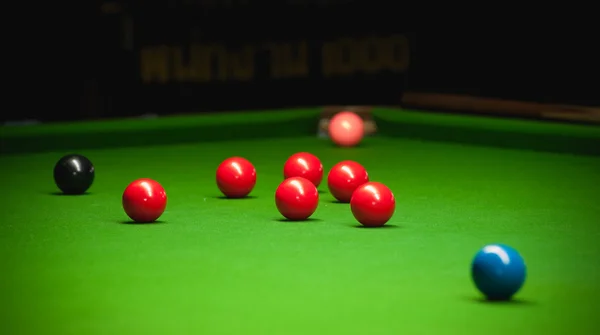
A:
[327,160,369,203]
[122,178,167,223]
[53,154,95,194]
[471,244,527,301]
[216,157,257,198]
[275,177,319,221]
[328,111,364,147]
[283,152,324,187]
[350,182,396,227]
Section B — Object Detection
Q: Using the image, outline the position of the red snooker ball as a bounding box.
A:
[283,152,323,187]
[328,111,364,147]
[327,160,369,203]
[350,182,395,227]
[275,177,319,221]
[216,157,257,198]
[122,178,167,223]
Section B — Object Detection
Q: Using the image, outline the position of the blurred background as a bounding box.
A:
[9,0,599,124]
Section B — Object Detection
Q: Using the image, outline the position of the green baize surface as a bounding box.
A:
[1,130,599,334]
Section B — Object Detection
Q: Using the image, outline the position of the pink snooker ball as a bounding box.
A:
[328,111,364,147]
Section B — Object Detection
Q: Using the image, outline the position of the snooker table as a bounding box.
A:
[1,107,600,335]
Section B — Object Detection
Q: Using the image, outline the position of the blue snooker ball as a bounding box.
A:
[471,244,526,300]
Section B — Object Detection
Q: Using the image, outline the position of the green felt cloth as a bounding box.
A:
[2,135,599,334]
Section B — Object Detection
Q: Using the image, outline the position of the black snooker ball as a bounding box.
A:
[53,154,95,194]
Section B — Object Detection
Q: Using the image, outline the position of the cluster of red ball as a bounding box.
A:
[217,153,395,227]
[121,153,395,227]
[120,111,393,226]
[281,153,395,227]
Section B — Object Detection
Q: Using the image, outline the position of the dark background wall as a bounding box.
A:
[8,1,598,123]
[407,32,598,106]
